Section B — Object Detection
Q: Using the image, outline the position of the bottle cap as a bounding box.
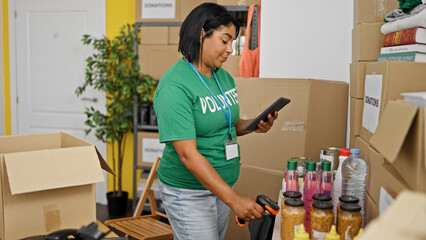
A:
[321,160,331,171]
[287,159,297,170]
[297,166,305,175]
[350,148,360,154]
[312,193,332,202]
[340,203,361,212]
[284,198,304,207]
[312,201,333,210]
[324,225,340,240]
[339,195,359,203]
[293,224,309,240]
[283,191,302,199]
[339,148,350,156]
[306,160,316,171]
[353,228,364,240]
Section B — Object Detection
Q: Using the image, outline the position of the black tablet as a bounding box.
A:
[242,97,291,131]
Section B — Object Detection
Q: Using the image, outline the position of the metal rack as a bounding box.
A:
[132,21,183,212]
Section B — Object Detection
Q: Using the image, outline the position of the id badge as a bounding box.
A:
[225,138,239,160]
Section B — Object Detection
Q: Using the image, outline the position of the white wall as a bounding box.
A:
[260,0,353,83]
[0,0,5,136]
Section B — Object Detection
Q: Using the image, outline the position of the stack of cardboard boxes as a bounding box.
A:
[135,0,259,80]
[350,0,426,226]
[225,77,349,239]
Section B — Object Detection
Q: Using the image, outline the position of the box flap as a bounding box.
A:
[424,108,426,171]
[370,101,418,163]
[95,148,115,175]
[360,191,426,240]
[60,132,115,175]
[4,146,105,195]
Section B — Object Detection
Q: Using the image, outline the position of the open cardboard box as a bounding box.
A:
[0,132,114,240]
[360,191,426,240]
[370,101,426,192]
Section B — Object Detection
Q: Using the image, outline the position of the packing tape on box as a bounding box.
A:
[44,204,61,233]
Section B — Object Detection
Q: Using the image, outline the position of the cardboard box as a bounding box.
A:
[137,131,165,166]
[367,157,410,206]
[218,0,260,6]
[222,55,240,77]
[179,0,214,21]
[225,164,284,240]
[353,0,399,27]
[138,45,181,80]
[0,132,113,240]
[235,78,348,170]
[168,26,180,45]
[360,191,426,240]
[136,0,181,22]
[352,22,384,62]
[365,192,379,226]
[361,61,426,143]
[140,26,169,45]
[350,97,363,136]
[349,130,356,148]
[350,62,369,99]
[370,101,426,192]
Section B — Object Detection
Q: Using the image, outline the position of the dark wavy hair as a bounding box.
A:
[178,3,240,65]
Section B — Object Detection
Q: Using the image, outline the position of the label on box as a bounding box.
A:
[141,0,176,19]
[362,74,383,133]
[379,187,394,215]
[142,138,165,163]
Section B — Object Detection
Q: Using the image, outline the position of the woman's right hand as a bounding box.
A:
[230,194,265,222]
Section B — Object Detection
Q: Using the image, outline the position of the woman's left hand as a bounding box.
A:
[255,111,278,133]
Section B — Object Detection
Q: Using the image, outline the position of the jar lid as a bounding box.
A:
[312,194,332,202]
[340,203,361,212]
[306,160,316,171]
[339,195,359,203]
[283,191,302,199]
[312,201,333,210]
[287,159,297,170]
[284,198,304,207]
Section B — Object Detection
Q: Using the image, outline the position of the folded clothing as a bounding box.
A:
[385,4,426,22]
[382,5,426,34]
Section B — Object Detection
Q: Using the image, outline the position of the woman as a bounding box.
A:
[153,3,278,240]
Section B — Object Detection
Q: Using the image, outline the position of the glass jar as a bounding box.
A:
[337,195,359,219]
[310,201,334,240]
[282,191,303,216]
[337,203,362,240]
[312,193,332,204]
[281,198,306,240]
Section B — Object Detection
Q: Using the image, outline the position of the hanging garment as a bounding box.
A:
[239,4,261,77]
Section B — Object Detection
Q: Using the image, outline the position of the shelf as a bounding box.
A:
[138,125,159,131]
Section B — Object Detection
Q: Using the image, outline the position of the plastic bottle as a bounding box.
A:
[333,148,351,222]
[293,223,309,240]
[319,160,333,197]
[325,225,340,240]
[283,159,299,192]
[303,160,318,234]
[341,149,367,227]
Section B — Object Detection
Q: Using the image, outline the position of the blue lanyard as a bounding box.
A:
[186,59,233,140]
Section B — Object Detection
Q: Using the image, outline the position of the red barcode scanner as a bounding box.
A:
[236,194,280,227]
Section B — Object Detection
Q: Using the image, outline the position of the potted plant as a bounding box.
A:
[75,24,155,216]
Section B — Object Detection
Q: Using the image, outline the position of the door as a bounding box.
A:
[14,0,108,204]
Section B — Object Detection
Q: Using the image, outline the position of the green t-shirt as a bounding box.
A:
[153,58,240,190]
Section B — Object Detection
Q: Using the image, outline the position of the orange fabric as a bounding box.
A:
[239,4,261,77]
